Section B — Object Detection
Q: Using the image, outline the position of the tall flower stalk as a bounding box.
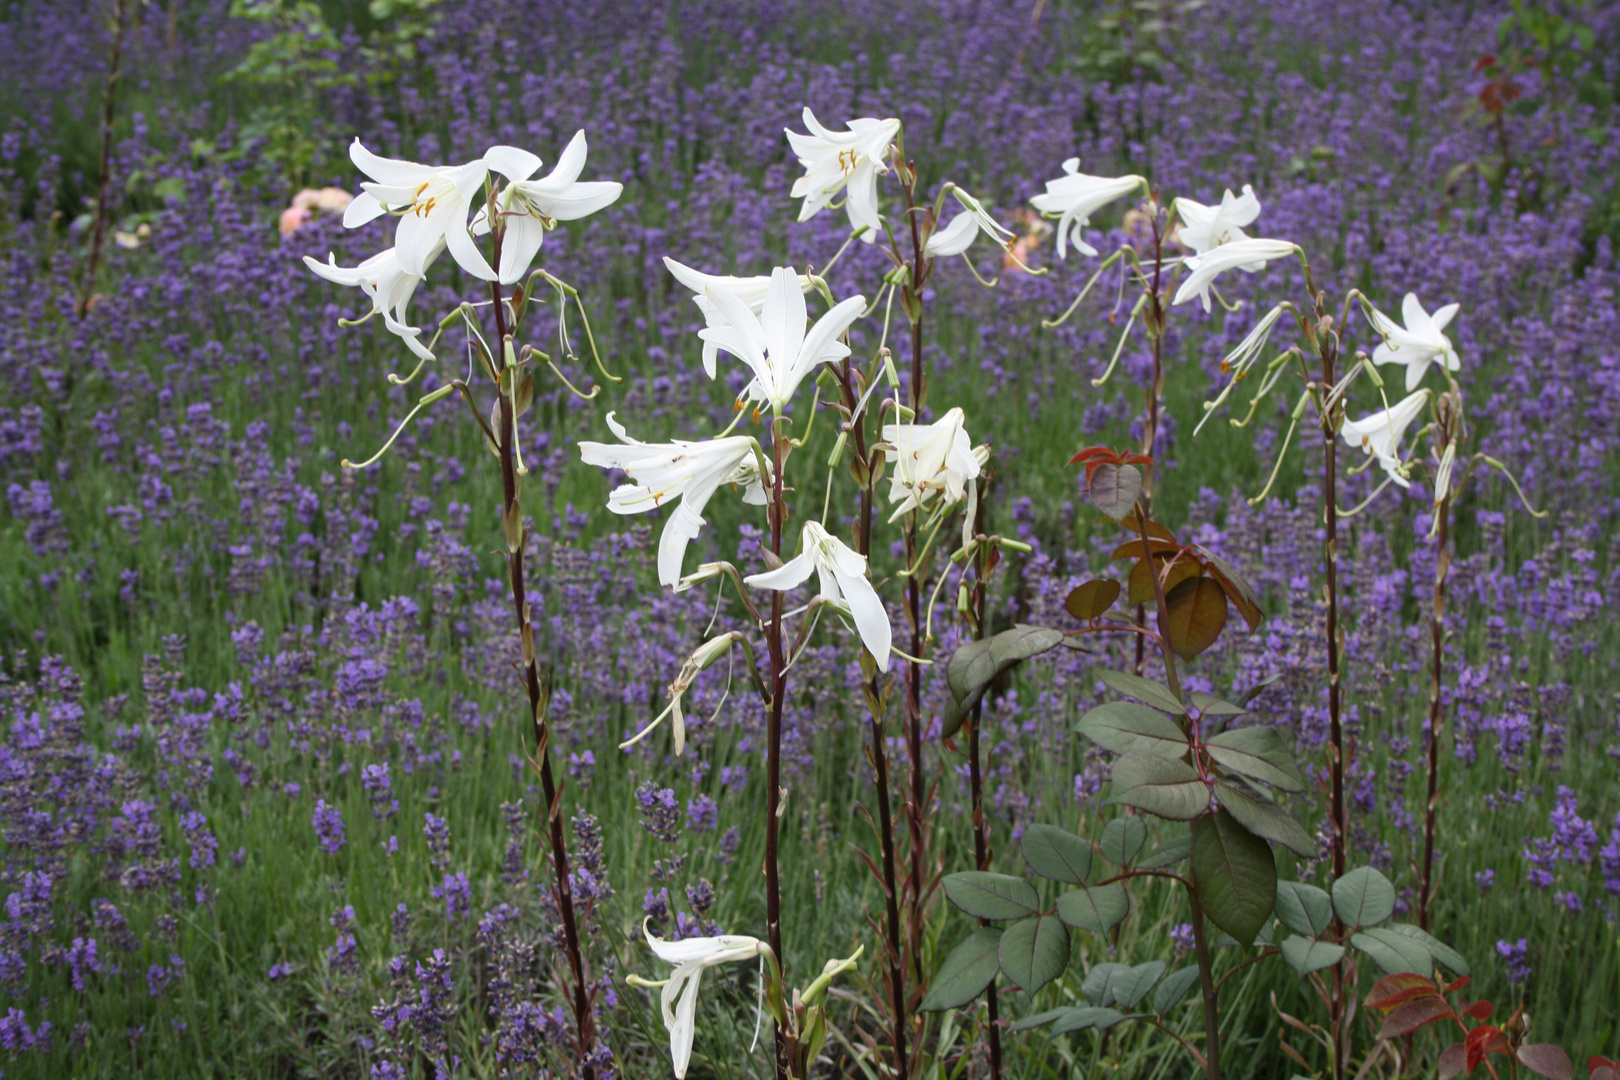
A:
[305,132,625,1077]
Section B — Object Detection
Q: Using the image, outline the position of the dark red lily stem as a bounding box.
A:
[488,227,595,1079]
[1418,410,1455,931]
[763,418,791,1078]
[966,477,1003,1080]
[1305,278,1350,1080]
[839,357,910,1079]
[80,0,131,320]
[899,156,932,983]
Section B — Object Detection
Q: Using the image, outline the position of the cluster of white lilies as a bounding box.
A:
[302,103,1463,1079]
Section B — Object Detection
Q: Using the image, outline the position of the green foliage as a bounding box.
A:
[225,0,443,182]
[1190,809,1277,946]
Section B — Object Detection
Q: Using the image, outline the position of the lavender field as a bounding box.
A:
[2,0,1619,1077]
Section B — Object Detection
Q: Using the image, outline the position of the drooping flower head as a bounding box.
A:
[1029,159,1145,259]
[1339,390,1430,488]
[1368,293,1461,391]
[641,922,771,1079]
[744,521,892,670]
[578,414,766,587]
[699,268,865,414]
[880,406,985,519]
[785,108,901,241]
[924,188,1016,259]
[663,258,813,378]
[1172,237,1299,312]
[475,132,623,284]
[1173,184,1262,254]
[342,140,493,280]
[303,245,437,360]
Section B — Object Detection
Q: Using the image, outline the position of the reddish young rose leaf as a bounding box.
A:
[1116,513,1178,544]
[1438,1043,1467,1079]
[1587,1057,1619,1080]
[1065,579,1122,621]
[1197,547,1266,631]
[1364,971,1439,1011]
[1111,537,1182,561]
[1163,577,1228,660]
[1516,1045,1573,1080]
[1086,463,1142,522]
[1443,975,1472,995]
[1465,1026,1506,1074]
[1127,556,1201,608]
[1377,997,1454,1039]
[1068,446,1114,467]
[1460,999,1493,1021]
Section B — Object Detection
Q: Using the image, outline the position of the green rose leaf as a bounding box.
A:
[1332,867,1396,929]
[1055,883,1131,934]
[1214,781,1315,856]
[1280,935,1346,977]
[1109,753,1208,820]
[998,914,1070,994]
[1274,881,1333,938]
[1094,668,1187,715]
[1351,928,1431,975]
[919,927,1003,1011]
[1191,809,1278,947]
[1099,815,1149,866]
[942,871,1041,921]
[1204,725,1307,792]
[1021,823,1093,884]
[1075,701,1190,758]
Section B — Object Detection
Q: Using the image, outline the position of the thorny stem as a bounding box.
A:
[764,419,791,1078]
[489,266,596,1079]
[839,356,910,1080]
[1418,485,1452,930]
[1188,887,1225,1080]
[80,0,131,320]
[966,481,1003,1080]
[1134,499,1216,1076]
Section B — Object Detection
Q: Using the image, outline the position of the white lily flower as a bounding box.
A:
[642,922,771,1079]
[924,188,1016,258]
[785,108,901,241]
[880,406,985,519]
[342,139,493,281]
[1368,293,1461,392]
[663,258,813,378]
[1028,158,1144,259]
[1173,185,1262,254]
[1339,390,1430,488]
[699,267,865,413]
[744,521,891,670]
[1172,237,1299,312]
[303,245,437,361]
[578,413,767,587]
[473,132,623,284]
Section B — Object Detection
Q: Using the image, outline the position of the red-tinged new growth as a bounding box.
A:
[1362,973,1576,1080]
